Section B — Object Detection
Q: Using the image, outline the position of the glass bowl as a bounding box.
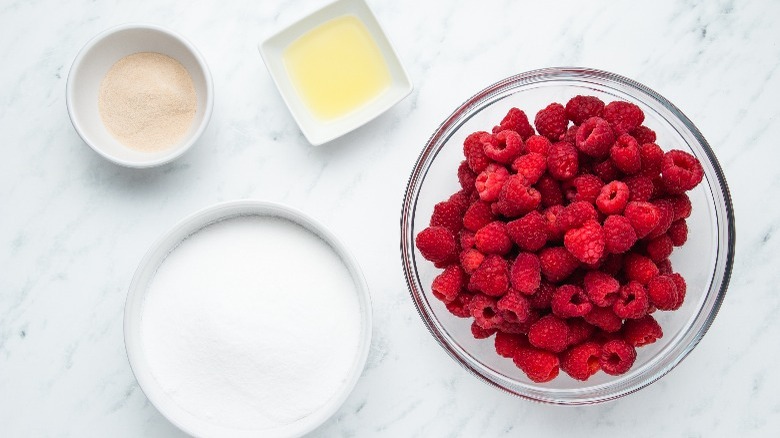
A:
[400,67,735,405]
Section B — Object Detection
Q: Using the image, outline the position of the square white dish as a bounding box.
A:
[259,0,413,145]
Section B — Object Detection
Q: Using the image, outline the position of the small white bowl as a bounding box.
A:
[259,0,413,146]
[124,200,372,438]
[67,23,214,168]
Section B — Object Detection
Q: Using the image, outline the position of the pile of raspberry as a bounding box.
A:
[415,96,704,382]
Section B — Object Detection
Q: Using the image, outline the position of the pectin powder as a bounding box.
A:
[140,216,362,431]
[98,52,197,152]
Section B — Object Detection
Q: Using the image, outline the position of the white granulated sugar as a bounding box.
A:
[140,216,362,430]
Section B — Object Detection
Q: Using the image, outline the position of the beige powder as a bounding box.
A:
[98,52,197,152]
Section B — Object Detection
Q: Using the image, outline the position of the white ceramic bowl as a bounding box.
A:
[67,23,213,168]
[124,200,372,438]
[259,0,413,145]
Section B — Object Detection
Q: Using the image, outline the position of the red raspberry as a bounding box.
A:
[513,347,560,383]
[431,265,464,303]
[498,321,527,335]
[656,258,673,275]
[463,201,495,232]
[528,314,570,353]
[475,163,510,202]
[534,103,568,141]
[576,117,615,157]
[593,159,620,183]
[474,221,512,255]
[622,315,663,347]
[510,252,541,295]
[445,293,473,318]
[647,199,675,238]
[529,281,556,309]
[557,201,598,231]
[613,281,649,319]
[638,142,664,177]
[564,220,606,264]
[624,201,661,238]
[561,341,602,381]
[525,135,552,155]
[630,125,657,145]
[669,272,686,310]
[624,175,654,202]
[468,293,504,328]
[600,253,624,276]
[603,101,644,135]
[565,95,605,125]
[492,175,541,218]
[600,339,637,375]
[536,175,564,207]
[645,234,673,262]
[661,150,704,193]
[511,152,547,185]
[430,197,466,235]
[459,229,476,249]
[563,125,579,144]
[624,253,659,284]
[668,194,692,220]
[596,181,630,214]
[583,271,620,307]
[468,255,510,297]
[494,107,535,140]
[584,306,623,333]
[647,275,678,310]
[457,160,477,194]
[547,141,579,180]
[497,289,532,323]
[416,226,457,267]
[459,248,484,274]
[463,131,491,172]
[539,246,580,283]
[495,332,528,358]
[507,211,547,252]
[543,205,566,241]
[484,130,523,164]
[564,174,604,204]
[610,134,642,174]
[668,219,688,246]
[603,215,637,254]
[552,284,593,318]
[566,318,596,346]
[471,321,497,339]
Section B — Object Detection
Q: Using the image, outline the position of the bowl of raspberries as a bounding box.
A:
[401,67,735,404]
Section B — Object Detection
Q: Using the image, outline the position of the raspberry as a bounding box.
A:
[525,135,552,155]
[475,163,510,202]
[539,246,580,283]
[552,284,593,318]
[484,130,523,163]
[600,253,624,276]
[593,158,620,183]
[624,175,654,202]
[474,221,512,255]
[584,306,622,332]
[459,248,484,274]
[564,174,604,204]
[529,281,556,309]
[501,309,541,334]
[624,201,661,238]
[471,321,497,339]
[603,101,644,135]
[431,265,464,303]
[494,107,535,140]
[445,293,473,318]
[661,150,704,193]
[638,142,664,177]
[543,205,566,241]
[547,141,579,180]
[561,341,602,381]
[669,272,686,310]
[510,252,542,295]
[566,318,596,346]
[511,152,547,185]
[534,103,568,141]
[668,194,692,220]
[430,197,466,235]
[596,181,630,215]
[416,226,458,267]
[492,175,541,218]
[497,289,532,323]
[528,314,570,353]
[647,199,674,238]
[668,219,688,246]
[507,211,547,252]
[622,315,663,347]
[564,220,606,264]
[565,95,605,125]
[610,134,642,175]
[656,258,672,275]
[468,294,504,328]
[536,175,564,207]
[563,125,579,144]
[495,332,528,358]
[645,234,673,262]
[624,253,659,284]
[459,230,476,249]
[457,160,477,193]
[630,125,657,145]
[613,281,649,319]
[583,271,620,307]
[468,255,510,297]
[557,201,598,231]
[463,201,494,232]
[647,275,678,310]
[576,117,615,158]
[463,131,491,172]
[513,347,560,383]
[599,339,637,375]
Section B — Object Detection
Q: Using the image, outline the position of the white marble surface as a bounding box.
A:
[0,0,777,436]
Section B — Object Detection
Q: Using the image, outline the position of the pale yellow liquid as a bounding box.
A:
[283,15,392,120]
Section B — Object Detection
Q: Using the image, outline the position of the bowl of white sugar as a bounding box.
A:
[67,23,213,168]
[124,200,372,438]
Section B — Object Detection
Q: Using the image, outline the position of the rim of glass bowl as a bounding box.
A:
[400,67,735,405]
